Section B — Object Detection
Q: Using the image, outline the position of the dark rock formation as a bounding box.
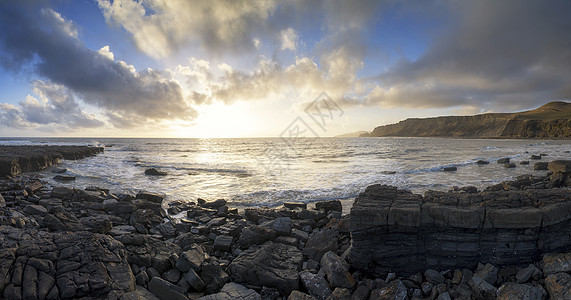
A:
[350,182,571,276]
[364,101,571,138]
[0,145,103,176]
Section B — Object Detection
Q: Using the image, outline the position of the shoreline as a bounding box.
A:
[0,146,570,299]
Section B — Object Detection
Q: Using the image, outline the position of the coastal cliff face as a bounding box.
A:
[349,162,571,277]
[363,101,571,138]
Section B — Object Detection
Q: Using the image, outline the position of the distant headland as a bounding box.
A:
[360,101,571,139]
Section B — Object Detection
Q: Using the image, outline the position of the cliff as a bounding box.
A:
[363,101,571,138]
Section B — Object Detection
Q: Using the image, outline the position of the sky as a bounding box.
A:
[0,0,570,138]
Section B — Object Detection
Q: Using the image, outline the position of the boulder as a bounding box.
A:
[196,282,261,300]
[476,160,490,165]
[213,235,233,251]
[542,252,571,274]
[148,277,187,300]
[288,291,317,300]
[136,192,164,204]
[145,168,167,176]
[320,251,354,289]
[443,166,457,171]
[183,269,205,291]
[534,162,549,170]
[299,271,331,300]
[544,272,571,300]
[504,163,516,168]
[200,262,230,294]
[497,158,510,164]
[228,241,303,295]
[302,228,339,261]
[200,199,227,209]
[496,283,543,300]
[53,175,76,181]
[315,200,342,213]
[238,226,277,249]
[425,269,445,284]
[369,279,407,300]
[176,247,205,272]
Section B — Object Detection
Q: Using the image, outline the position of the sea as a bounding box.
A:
[1,137,570,210]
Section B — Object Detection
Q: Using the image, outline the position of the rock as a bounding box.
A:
[496,283,543,300]
[163,268,181,283]
[24,204,48,216]
[474,263,498,285]
[469,275,497,299]
[443,166,457,171]
[197,282,261,300]
[214,235,233,251]
[520,161,530,165]
[145,168,167,176]
[542,252,571,274]
[369,279,407,300]
[498,158,510,164]
[504,163,517,168]
[476,160,490,165]
[516,264,540,284]
[315,200,342,213]
[299,271,332,300]
[176,247,205,272]
[548,160,571,173]
[228,241,303,295]
[288,291,317,300]
[238,226,277,249]
[328,288,351,300]
[200,262,230,294]
[534,162,549,170]
[530,155,542,160]
[302,228,339,261]
[52,167,67,173]
[351,285,371,300]
[267,217,293,236]
[148,277,188,300]
[544,272,571,300]
[437,292,451,300]
[183,269,205,291]
[136,192,164,204]
[25,180,43,194]
[130,209,163,230]
[200,199,227,209]
[284,202,307,209]
[260,286,280,300]
[53,175,76,181]
[424,269,445,284]
[421,282,433,295]
[79,214,113,234]
[320,251,354,289]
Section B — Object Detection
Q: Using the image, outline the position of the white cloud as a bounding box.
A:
[280,28,298,51]
[97,45,114,60]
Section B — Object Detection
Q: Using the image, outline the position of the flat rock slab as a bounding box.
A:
[0,145,103,176]
[228,241,303,295]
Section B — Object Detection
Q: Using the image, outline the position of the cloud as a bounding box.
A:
[0,80,104,130]
[0,2,197,128]
[97,0,278,58]
[368,0,571,111]
[280,28,298,51]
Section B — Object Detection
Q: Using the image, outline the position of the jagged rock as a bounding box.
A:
[474,263,499,285]
[544,272,571,300]
[541,252,571,274]
[51,186,74,199]
[200,262,230,294]
[228,241,303,295]
[79,214,112,234]
[516,264,541,284]
[284,202,307,209]
[118,234,181,274]
[25,181,43,194]
[120,285,160,300]
[176,247,205,272]
[238,226,276,249]
[148,277,187,300]
[260,286,280,300]
[469,275,497,299]
[213,235,233,251]
[299,271,331,300]
[145,168,167,176]
[498,158,510,164]
[496,283,543,300]
[328,288,351,300]
[183,268,205,291]
[262,217,292,236]
[42,212,85,232]
[425,269,445,284]
[320,251,354,289]
[136,192,164,204]
[197,282,261,300]
[163,268,181,283]
[504,163,516,168]
[351,285,371,300]
[130,209,163,230]
[288,291,317,300]
[24,204,48,216]
[315,200,342,214]
[302,228,339,261]
[369,279,407,300]
[200,199,227,209]
[534,162,549,170]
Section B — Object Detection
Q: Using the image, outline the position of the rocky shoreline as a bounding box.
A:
[0,148,570,299]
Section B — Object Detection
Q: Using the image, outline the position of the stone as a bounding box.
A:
[299,271,332,300]
[284,202,307,209]
[437,292,451,300]
[544,272,571,300]
[24,204,48,216]
[498,158,510,164]
[534,162,549,170]
[51,186,74,199]
[320,251,354,289]
[496,283,543,300]
[214,235,233,251]
[474,263,498,285]
[54,175,76,181]
[369,279,407,300]
[421,282,433,295]
[136,192,164,203]
[183,269,205,291]
[469,275,497,300]
[288,291,317,300]
[530,155,542,160]
[315,200,342,213]
[542,252,571,274]
[25,180,43,194]
[52,167,67,173]
[504,163,517,168]
[200,199,227,208]
[516,264,539,284]
[148,277,188,300]
[291,228,309,243]
[328,288,351,300]
[476,160,490,165]
[228,241,303,295]
[238,226,277,249]
[200,262,230,294]
[424,269,445,284]
[80,214,113,234]
[145,168,167,176]
[197,282,261,300]
[269,217,293,236]
[163,268,181,283]
[176,247,205,272]
[443,166,457,171]
[548,160,571,173]
[302,228,339,261]
[351,285,370,300]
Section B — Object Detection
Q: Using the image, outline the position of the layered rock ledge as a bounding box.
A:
[0,146,104,176]
[350,164,571,277]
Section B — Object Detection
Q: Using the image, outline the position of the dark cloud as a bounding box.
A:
[371,0,571,111]
[0,1,196,128]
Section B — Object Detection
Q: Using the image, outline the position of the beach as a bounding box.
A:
[0,145,570,299]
